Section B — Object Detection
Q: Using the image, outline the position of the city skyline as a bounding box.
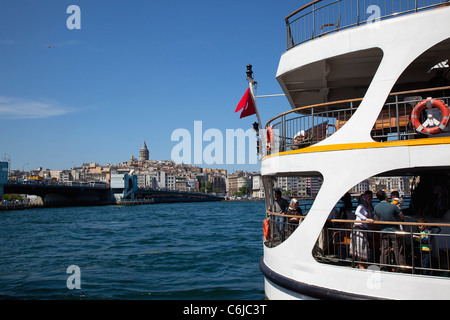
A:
[0,1,302,173]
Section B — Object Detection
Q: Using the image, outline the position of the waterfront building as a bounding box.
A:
[373,176,411,194]
[136,172,158,189]
[209,174,227,194]
[175,176,187,191]
[186,179,196,191]
[350,179,371,195]
[0,161,8,199]
[251,174,265,198]
[157,170,176,190]
[59,170,72,184]
[227,171,251,195]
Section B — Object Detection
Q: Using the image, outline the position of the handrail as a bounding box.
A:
[266,86,450,129]
[266,209,307,220]
[329,218,450,228]
[266,210,450,227]
[285,0,450,48]
[285,0,322,22]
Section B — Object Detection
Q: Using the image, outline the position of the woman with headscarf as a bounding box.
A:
[287,198,302,222]
[286,198,303,236]
[350,191,374,269]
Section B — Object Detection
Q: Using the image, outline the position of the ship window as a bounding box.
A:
[313,169,450,277]
[263,173,323,248]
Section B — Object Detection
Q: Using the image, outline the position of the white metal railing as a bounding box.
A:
[286,0,449,49]
[265,87,450,155]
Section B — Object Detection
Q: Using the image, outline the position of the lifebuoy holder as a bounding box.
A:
[263,218,270,240]
[411,98,450,135]
[266,126,274,151]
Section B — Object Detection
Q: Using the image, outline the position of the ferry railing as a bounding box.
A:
[265,86,450,155]
[265,208,309,247]
[286,0,450,49]
[265,212,450,276]
[317,219,450,276]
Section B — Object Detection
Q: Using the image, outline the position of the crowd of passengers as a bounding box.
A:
[272,188,440,274]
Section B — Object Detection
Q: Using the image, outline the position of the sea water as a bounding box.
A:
[0,201,266,300]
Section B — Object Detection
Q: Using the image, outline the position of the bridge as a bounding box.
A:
[134,188,223,203]
[3,182,223,208]
[4,183,113,207]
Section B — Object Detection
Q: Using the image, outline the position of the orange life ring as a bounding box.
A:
[266,126,273,151]
[411,98,450,135]
[263,218,270,240]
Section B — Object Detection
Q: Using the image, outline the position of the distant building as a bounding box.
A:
[227,171,251,195]
[0,161,8,199]
[350,179,371,195]
[157,170,176,190]
[252,174,265,198]
[111,173,137,200]
[209,174,227,194]
[136,172,158,189]
[140,140,149,162]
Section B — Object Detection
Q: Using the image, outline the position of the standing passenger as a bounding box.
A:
[350,193,374,269]
[414,218,433,275]
[391,190,404,211]
[374,190,406,270]
[274,190,289,242]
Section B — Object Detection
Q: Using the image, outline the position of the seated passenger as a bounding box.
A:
[290,130,307,149]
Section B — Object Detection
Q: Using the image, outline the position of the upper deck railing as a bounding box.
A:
[286,0,449,49]
[265,86,450,155]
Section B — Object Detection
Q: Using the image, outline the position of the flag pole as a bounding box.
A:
[246,64,263,133]
[246,64,265,157]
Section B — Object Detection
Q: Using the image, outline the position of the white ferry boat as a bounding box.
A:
[259,0,450,300]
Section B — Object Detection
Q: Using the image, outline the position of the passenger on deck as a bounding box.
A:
[414,218,434,275]
[391,190,404,231]
[391,191,404,211]
[285,198,303,237]
[350,192,374,269]
[374,190,406,270]
[287,198,303,224]
[274,190,289,242]
[290,130,307,149]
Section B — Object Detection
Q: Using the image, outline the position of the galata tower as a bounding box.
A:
[139,140,149,162]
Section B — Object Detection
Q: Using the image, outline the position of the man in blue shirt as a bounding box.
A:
[374,190,406,270]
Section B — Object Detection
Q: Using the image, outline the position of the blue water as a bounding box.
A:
[0,201,266,300]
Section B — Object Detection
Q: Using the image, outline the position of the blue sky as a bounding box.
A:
[0,0,302,172]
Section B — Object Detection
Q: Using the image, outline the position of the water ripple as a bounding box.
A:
[0,201,265,300]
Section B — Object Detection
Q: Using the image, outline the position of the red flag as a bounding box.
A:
[235,88,256,119]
